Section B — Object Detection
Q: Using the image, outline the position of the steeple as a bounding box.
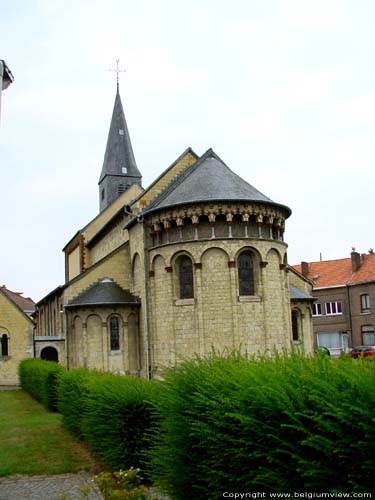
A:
[98,81,142,212]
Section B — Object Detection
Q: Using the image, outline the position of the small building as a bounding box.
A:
[293,250,375,355]
[0,285,34,385]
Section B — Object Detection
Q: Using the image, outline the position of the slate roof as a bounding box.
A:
[292,252,375,288]
[0,285,35,313]
[289,284,314,301]
[98,88,142,183]
[144,149,291,217]
[65,279,140,308]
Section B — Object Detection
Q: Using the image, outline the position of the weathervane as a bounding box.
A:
[109,59,126,90]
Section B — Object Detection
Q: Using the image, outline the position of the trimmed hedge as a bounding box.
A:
[81,373,160,472]
[57,368,94,437]
[58,368,160,472]
[18,358,65,411]
[148,352,375,499]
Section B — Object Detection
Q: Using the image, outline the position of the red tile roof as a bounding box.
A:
[293,252,375,288]
[0,285,35,313]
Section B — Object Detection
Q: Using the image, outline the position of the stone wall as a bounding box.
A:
[67,306,139,374]
[0,293,33,385]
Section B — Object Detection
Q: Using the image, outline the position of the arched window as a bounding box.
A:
[291,310,300,342]
[177,255,194,299]
[1,334,9,356]
[238,251,255,296]
[110,317,120,351]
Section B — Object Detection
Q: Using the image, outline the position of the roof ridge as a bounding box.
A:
[143,148,229,214]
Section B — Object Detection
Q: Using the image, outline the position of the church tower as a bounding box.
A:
[98,80,142,212]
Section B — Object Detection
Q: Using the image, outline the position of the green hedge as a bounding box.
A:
[57,368,95,437]
[57,368,160,472]
[81,373,160,472]
[18,358,65,411]
[148,352,375,499]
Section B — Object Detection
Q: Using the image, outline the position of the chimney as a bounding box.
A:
[351,251,361,272]
[301,261,309,277]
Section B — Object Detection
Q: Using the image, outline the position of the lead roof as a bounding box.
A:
[65,279,140,308]
[98,88,142,183]
[143,149,291,217]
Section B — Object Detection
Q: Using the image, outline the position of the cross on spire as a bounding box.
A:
[109,59,126,91]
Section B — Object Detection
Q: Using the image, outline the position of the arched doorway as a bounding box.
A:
[40,346,59,362]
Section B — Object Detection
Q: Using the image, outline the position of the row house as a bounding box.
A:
[293,250,375,355]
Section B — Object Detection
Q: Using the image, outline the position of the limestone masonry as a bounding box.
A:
[29,86,314,380]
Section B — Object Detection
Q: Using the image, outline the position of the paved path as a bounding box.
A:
[0,473,103,500]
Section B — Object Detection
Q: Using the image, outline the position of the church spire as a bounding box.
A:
[98,62,142,212]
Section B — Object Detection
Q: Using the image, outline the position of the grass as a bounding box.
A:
[0,389,99,477]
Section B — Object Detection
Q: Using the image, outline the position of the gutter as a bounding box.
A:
[141,218,152,379]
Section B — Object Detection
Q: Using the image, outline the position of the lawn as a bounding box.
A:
[0,389,99,477]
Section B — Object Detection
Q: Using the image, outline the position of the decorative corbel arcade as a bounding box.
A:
[145,203,286,249]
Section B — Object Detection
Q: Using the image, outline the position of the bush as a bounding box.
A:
[18,358,65,411]
[57,368,95,437]
[80,373,160,472]
[148,352,375,499]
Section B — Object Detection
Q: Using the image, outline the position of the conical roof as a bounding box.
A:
[99,88,141,183]
[65,279,140,308]
[145,149,291,217]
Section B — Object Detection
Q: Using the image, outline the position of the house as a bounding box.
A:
[34,83,314,377]
[293,250,375,355]
[0,285,34,385]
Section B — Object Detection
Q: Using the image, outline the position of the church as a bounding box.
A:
[34,82,314,379]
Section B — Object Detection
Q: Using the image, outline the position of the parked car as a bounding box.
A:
[351,346,375,358]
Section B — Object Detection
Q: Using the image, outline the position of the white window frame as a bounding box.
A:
[361,325,375,345]
[360,294,371,314]
[325,301,343,316]
[312,303,322,316]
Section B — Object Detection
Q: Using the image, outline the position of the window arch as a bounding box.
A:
[238,251,255,296]
[177,255,194,299]
[110,316,120,351]
[1,334,9,356]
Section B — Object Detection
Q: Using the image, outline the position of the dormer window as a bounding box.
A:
[122,167,127,174]
[119,129,124,135]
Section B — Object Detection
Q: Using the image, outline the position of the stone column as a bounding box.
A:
[194,263,205,356]
[192,215,199,240]
[102,320,109,371]
[228,261,239,347]
[82,321,88,369]
[226,213,233,238]
[176,217,184,241]
[243,213,249,238]
[209,213,216,239]
[257,214,263,238]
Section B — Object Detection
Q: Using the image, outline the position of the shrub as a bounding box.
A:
[57,368,96,437]
[148,352,375,499]
[81,373,160,472]
[18,358,65,411]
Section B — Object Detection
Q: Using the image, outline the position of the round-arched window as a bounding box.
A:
[238,251,255,296]
[177,255,194,299]
[110,316,120,351]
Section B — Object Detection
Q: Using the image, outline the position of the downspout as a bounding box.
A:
[65,309,70,370]
[346,285,354,349]
[141,216,152,379]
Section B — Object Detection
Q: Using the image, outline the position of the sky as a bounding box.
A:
[1,0,375,302]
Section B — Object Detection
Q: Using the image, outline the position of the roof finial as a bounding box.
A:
[109,58,126,92]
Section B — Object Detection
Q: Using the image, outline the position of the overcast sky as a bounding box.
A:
[1,0,375,302]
